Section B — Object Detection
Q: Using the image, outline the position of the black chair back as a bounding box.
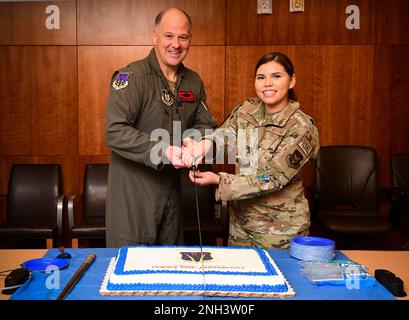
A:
[7,164,62,221]
[316,145,379,213]
[391,153,409,221]
[83,164,109,219]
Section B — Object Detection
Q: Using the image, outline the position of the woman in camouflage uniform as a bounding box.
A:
[184,52,320,249]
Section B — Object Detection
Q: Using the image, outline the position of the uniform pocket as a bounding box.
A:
[258,129,285,162]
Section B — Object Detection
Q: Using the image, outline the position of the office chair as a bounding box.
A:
[0,164,63,248]
[68,164,108,248]
[388,153,409,249]
[180,165,229,246]
[308,145,392,249]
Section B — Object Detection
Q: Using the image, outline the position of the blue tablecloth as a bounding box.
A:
[10,248,396,300]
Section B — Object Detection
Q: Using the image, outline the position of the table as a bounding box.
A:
[0,249,46,301]
[342,250,409,300]
[1,248,407,300]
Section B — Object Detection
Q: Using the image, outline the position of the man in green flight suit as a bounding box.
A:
[105,8,216,247]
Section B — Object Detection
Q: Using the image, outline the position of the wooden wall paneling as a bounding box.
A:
[184,46,225,125]
[226,0,263,45]
[388,47,409,154]
[301,0,375,45]
[374,0,409,44]
[290,46,326,129]
[0,47,30,153]
[371,46,393,187]
[293,45,375,147]
[300,45,374,147]
[225,46,268,115]
[0,155,78,198]
[78,46,152,155]
[77,0,225,45]
[226,0,376,45]
[372,45,409,186]
[0,46,78,156]
[0,1,76,45]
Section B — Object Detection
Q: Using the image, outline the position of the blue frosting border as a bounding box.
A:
[114,246,279,276]
[107,282,288,293]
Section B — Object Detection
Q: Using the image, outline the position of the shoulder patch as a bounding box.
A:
[112,72,129,90]
[286,149,304,169]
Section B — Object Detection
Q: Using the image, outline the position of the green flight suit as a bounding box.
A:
[105,48,216,247]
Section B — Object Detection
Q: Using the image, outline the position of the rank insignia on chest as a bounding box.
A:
[112,73,129,90]
[161,89,173,106]
[177,91,195,102]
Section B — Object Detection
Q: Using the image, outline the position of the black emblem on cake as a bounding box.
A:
[180,252,213,263]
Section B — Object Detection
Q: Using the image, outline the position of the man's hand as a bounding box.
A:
[164,145,186,169]
[182,137,196,148]
[181,137,196,167]
[182,139,213,168]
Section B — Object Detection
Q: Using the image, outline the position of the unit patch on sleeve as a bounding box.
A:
[112,73,129,90]
[286,149,304,169]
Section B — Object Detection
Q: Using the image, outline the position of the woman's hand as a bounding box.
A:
[189,170,220,186]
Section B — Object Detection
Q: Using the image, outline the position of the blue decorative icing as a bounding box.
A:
[107,282,288,293]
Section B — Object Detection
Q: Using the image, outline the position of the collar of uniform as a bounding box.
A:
[237,99,262,126]
[258,100,300,127]
[147,48,186,80]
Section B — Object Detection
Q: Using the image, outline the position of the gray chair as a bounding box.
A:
[308,145,392,248]
[68,164,108,248]
[0,164,63,248]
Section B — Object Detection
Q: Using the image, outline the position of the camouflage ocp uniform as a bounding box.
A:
[206,98,319,249]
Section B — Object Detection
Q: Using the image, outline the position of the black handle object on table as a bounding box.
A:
[375,269,407,297]
[56,254,96,300]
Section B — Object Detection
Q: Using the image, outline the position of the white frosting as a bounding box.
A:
[122,247,267,273]
[106,247,288,290]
